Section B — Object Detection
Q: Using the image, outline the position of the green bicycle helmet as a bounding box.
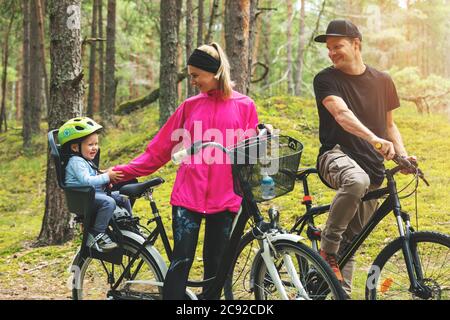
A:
[58,117,103,146]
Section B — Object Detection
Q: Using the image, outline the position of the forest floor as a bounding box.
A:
[1,96,449,300]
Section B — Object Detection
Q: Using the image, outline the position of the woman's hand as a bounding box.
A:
[107,167,124,183]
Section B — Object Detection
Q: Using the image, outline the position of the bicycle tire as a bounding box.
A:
[366,231,450,300]
[224,230,257,300]
[71,237,165,300]
[248,239,346,300]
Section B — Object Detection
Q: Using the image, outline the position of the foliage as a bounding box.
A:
[389,66,450,113]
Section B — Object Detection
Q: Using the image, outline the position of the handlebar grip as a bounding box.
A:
[257,123,272,139]
[172,148,188,165]
[393,154,414,169]
[258,128,268,137]
[375,142,415,168]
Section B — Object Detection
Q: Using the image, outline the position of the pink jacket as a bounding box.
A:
[114,90,259,214]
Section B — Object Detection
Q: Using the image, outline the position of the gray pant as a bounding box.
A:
[318,145,379,295]
[92,191,131,233]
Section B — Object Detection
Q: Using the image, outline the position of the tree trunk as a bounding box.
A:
[36,0,50,118]
[205,0,220,44]
[246,0,258,93]
[97,0,105,115]
[185,0,196,97]
[286,0,294,95]
[225,0,251,94]
[159,0,179,127]
[294,0,305,96]
[103,0,116,125]
[197,0,204,47]
[30,0,42,134]
[251,5,262,67]
[39,0,84,245]
[15,67,21,121]
[0,13,16,132]
[262,0,272,88]
[87,0,98,117]
[176,0,183,35]
[176,0,183,101]
[22,0,32,148]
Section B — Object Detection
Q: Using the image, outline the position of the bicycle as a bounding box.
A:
[48,128,346,300]
[285,154,450,299]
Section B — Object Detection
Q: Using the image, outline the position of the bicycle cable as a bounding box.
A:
[396,168,420,199]
[394,168,421,230]
[415,182,420,231]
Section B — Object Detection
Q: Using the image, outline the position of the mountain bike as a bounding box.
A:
[286,155,449,299]
[48,128,346,300]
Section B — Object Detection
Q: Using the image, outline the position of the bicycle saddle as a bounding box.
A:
[119,177,165,198]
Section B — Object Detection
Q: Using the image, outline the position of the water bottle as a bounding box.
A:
[261,173,275,200]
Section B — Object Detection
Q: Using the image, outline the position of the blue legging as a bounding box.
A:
[162,206,234,300]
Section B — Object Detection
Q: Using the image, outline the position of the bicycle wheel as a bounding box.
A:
[366,231,450,300]
[71,237,165,300]
[224,231,259,300]
[252,240,346,300]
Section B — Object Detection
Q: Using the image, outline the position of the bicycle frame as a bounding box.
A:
[292,167,430,297]
[99,135,309,300]
[99,179,263,300]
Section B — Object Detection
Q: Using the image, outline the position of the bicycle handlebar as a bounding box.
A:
[374,142,429,186]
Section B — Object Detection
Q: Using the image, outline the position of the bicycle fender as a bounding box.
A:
[120,230,168,276]
[270,233,305,243]
[248,234,305,291]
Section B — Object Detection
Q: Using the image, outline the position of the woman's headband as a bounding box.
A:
[187,49,220,74]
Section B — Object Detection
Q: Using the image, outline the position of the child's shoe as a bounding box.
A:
[87,232,118,252]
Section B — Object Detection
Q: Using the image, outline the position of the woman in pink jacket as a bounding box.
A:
[114,42,260,299]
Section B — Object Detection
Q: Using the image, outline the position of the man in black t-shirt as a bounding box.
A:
[312,20,415,296]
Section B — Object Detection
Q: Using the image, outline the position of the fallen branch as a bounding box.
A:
[400,89,450,114]
[116,67,188,115]
[23,261,59,274]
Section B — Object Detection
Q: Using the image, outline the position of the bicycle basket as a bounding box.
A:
[231,135,303,202]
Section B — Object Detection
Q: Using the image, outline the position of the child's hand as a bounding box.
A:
[107,167,124,183]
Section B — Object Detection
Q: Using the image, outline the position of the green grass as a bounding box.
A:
[0,97,449,299]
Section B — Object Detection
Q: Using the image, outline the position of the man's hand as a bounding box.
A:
[371,138,395,160]
[400,155,418,175]
[107,167,124,183]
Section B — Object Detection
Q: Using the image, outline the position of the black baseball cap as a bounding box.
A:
[314,19,362,43]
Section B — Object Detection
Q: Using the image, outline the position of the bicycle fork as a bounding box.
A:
[390,194,429,299]
[258,234,310,300]
[395,212,431,298]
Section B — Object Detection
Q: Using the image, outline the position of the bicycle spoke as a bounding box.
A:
[370,232,450,300]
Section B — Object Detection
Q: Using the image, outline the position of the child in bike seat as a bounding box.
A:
[58,117,129,252]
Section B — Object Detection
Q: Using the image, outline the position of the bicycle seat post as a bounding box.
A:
[145,190,160,218]
[145,190,173,259]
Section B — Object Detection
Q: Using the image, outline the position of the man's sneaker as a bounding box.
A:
[87,232,118,252]
[320,249,344,283]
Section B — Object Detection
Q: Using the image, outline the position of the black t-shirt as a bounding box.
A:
[313,65,400,186]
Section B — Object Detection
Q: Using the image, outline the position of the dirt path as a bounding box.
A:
[0,245,73,300]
